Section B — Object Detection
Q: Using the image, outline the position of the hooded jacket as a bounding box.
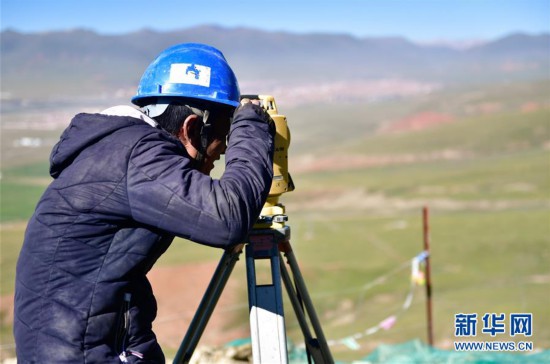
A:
[14,104,274,363]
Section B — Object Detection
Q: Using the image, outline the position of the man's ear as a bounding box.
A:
[178,114,202,158]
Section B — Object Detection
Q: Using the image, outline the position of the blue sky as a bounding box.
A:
[1,0,549,41]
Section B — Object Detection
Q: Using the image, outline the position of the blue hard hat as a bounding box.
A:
[132,43,240,108]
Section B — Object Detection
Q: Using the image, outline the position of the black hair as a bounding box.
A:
[147,98,235,136]
[152,103,195,135]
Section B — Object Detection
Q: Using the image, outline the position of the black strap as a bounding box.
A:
[195,110,210,163]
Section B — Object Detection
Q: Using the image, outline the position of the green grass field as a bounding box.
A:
[1,82,549,361]
[280,106,550,360]
[283,209,550,360]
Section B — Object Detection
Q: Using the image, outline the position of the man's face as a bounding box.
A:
[197,111,231,175]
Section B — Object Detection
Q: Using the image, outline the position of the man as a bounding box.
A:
[14,43,275,363]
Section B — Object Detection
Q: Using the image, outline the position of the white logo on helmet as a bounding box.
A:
[169,64,211,87]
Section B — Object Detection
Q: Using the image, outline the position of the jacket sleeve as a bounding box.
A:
[126,103,275,248]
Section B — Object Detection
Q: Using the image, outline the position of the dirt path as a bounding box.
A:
[148,262,249,351]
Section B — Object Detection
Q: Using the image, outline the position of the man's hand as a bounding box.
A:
[240,97,262,106]
[234,98,275,131]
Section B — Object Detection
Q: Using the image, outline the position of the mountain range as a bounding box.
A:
[1,26,549,103]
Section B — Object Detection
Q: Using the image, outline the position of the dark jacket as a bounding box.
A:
[14,104,274,363]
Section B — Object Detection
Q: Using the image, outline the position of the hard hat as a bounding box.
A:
[132,43,240,108]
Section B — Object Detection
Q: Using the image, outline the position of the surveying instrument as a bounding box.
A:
[173,95,334,364]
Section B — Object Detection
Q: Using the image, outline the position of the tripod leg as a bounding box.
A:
[173,244,244,364]
[246,241,288,364]
[280,242,334,364]
[279,257,319,362]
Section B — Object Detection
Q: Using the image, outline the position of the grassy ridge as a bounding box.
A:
[292,149,549,202]
[290,109,550,204]
[287,80,550,154]
[346,109,549,155]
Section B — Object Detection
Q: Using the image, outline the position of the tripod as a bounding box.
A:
[173,204,334,364]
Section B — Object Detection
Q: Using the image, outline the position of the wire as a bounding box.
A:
[304,251,430,350]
